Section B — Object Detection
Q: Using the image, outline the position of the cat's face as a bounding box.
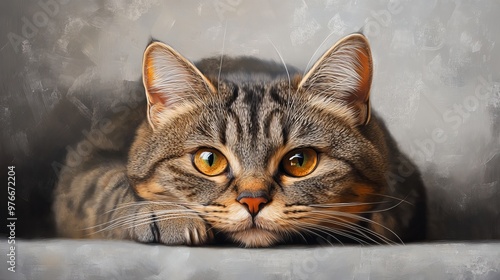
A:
[128,34,389,247]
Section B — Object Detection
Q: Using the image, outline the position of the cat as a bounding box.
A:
[53,33,426,247]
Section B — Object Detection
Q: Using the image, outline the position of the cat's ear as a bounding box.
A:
[142,42,215,129]
[298,33,373,126]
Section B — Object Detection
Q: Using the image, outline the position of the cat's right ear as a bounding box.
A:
[142,42,215,130]
[298,33,373,126]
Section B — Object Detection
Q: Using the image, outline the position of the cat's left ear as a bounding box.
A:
[298,33,373,125]
[142,41,215,129]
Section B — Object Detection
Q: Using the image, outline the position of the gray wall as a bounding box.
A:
[1,0,499,239]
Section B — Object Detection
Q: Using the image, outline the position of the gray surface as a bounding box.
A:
[1,240,500,280]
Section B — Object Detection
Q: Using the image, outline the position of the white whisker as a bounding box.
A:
[298,221,371,245]
[299,215,394,245]
[308,201,391,208]
[311,210,403,244]
[218,20,228,92]
[303,31,338,77]
[288,221,341,246]
[367,193,413,206]
[267,37,291,96]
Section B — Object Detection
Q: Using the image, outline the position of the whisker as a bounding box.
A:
[276,227,302,243]
[218,20,228,93]
[286,227,308,243]
[354,199,407,215]
[86,211,154,231]
[124,215,200,231]
[96,208,201,228]
[87,209,203,232]
[99,200,200,216]
[267,37,291,96]
[367,193,413,206]
[303,30,338,77]
[288,222,339,246]
[297,215,393,245]
[308,201,391,208]
[297,221,371,245]
[311,210,404,244]
[294,214,388,244]
[299,216,380,244]
[91,213,202,236]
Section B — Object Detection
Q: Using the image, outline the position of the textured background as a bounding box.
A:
[0,0,499,240]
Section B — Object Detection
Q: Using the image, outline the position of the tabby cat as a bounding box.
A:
[53,33,426,247]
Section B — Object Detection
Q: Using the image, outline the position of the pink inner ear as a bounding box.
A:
[354,47,372,103]
[142,42,216,111]
[147,89,168,106]
[351,43,372,125]
[144,51,165,106]
[298,34,373,126]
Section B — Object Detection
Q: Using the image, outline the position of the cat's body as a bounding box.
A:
[53,34,426,247]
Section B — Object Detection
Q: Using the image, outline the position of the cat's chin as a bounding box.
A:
[229,228,281,248]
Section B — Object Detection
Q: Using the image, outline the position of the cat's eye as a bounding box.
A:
[193,148,228,176]
[281,148,318,177]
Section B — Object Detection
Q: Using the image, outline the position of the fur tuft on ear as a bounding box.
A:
[299,33,373,126]
[142,42,215,129]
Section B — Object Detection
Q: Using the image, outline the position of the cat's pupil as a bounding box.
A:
[201,151,215,167]
[289,153,305,167]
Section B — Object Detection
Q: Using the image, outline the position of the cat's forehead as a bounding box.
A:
[219,79,291,109]
[220,80,288,140]
[193,79,321,169]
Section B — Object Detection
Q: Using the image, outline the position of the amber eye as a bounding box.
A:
[281,148,318,177]
[193,148,228,176]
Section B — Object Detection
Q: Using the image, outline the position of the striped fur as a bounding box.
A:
[53,34,426,247]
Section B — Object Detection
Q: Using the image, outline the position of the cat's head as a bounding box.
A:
[128,34,390,247]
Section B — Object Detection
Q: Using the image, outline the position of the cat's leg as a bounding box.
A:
[54,165,213,245]
[127,202,214,245]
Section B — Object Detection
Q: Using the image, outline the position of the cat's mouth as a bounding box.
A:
[225,217,287,247]
[207,205,287,247]
[229,228,282,248]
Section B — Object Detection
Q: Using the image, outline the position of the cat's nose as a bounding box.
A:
[237,191,269,216]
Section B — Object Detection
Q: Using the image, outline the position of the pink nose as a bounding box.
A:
[238,197,268,216]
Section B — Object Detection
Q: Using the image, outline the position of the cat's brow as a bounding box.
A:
[263,108,282,139]
[225,109,243,143]
[225,86,239,109]
[242,85,264,143]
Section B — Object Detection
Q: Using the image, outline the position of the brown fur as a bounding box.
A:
[53,34,426,247]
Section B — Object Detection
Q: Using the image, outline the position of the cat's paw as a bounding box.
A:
[131,204,213,246]
[181,221,214,245]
